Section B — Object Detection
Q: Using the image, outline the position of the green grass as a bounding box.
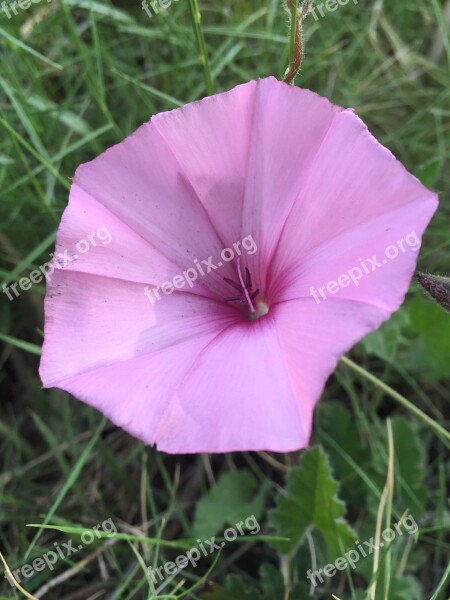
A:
[0,1,449,599]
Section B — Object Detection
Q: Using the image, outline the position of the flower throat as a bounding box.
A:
[223,258,269,320]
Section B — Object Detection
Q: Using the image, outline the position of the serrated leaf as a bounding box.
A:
[269,446,355,560]
[193,471,265,539]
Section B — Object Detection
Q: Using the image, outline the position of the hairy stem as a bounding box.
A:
[283,0,313,84]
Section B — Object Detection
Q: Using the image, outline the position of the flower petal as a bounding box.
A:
[275,195,437,311]
[272,297,384,417]
[74,117,240,297]
[54,184,187,287]
[40,270,237,387]
[42,280,309,452]
[153,316,310,453]
[270,107,438,284]
[40,78,439,454]
[240,78,342,287]
[152,80,257,245]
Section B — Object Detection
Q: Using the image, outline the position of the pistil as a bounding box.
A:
[236,257,256,313]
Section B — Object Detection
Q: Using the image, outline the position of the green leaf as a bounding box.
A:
[404,297,450,382]
[390,418,426,491]
[269,446,355,559]
[204,575,259,600]
[193,470,265,539]
[377,575,422,600]
[203,565,313,600]
[258,564,313,600]
[362,310,410,361]
[376,417,427,516]
[416,158,441,188]
[316,402,373,505]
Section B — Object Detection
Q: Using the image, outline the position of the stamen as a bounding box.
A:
[245,267,251,290]
[223,277,242,292]
[236,257,256,313]
[223,261,261,315]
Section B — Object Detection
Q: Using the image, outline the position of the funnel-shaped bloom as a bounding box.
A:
[40,77,438,453]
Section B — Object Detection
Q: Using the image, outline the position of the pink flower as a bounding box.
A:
[40,77,438,453]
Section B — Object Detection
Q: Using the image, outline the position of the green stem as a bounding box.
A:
[283,0,301,85]
[187,0,214,96]
[283,1,314,84]
[340,356,450,445]
[288,0,299,69]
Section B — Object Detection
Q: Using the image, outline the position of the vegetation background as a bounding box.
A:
[0,0,449,598]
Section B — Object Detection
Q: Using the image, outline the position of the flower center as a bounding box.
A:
[249,299,270,321]
[223,258,269,320]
